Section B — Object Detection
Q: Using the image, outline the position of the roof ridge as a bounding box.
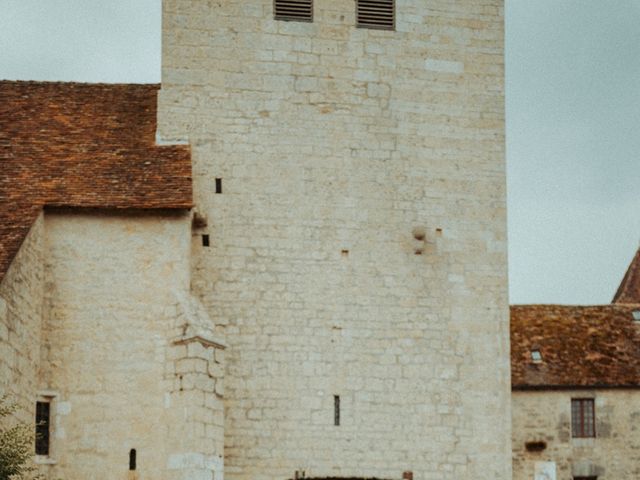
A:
[612,247,640,304]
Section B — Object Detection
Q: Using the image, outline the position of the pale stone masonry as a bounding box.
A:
[0,214,45,425]
[159,1,510,479]
[42,211,221,479]
[1,210,225,479]
[1,1,510,479]
[4,8,640,475]
[512,390,640,479]
[0,81,198,479]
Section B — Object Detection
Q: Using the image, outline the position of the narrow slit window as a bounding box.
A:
[334,395,340,426]
[275,0,313,22]
[35,401,50,456]
[356,0,395,30]
[129,449,137,470]
[215,178,222,194]
[202,234,210,247]
[571,398,595,438]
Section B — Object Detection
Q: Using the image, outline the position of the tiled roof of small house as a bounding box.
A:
[0,81,192,283]
[511,304,640,389]
[612,247,640,304]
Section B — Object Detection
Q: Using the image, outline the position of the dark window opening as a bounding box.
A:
[35,401,50,456]
[275,0,313,22]
[202,234,210,247]
[356,0,395,30]
[129,449,137,470]
[571,398,595,438]
[215,178,222,194]
[334,395,340,426]
[574,477,597,480]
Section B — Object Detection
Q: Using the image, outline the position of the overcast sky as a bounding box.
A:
[0,1,638,305]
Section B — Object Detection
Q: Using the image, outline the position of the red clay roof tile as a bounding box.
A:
[0,81,192,283]
[511,304,640,389]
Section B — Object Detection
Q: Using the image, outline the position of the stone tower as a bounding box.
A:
[158,1,510,479]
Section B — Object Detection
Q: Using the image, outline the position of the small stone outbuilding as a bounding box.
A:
[511,248,640,480]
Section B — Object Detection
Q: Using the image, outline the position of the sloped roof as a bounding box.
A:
[511,304,640,389]
[0,81,192,283]
[612,247,640,304]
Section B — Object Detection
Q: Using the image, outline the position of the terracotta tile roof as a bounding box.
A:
[0,81,192,283]
[612,247,640,304]
[511,304,640,389]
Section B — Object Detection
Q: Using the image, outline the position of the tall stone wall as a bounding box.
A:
[512,390,640,480]
[42,211,223,480]
[0,213,45,423]
[158,1,509,479]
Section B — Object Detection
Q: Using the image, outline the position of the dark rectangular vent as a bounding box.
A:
[275,0,313,22]
[356,0,395,30]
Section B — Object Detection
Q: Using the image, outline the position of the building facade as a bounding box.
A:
[0,82,213,479]
[158,1,509,479]
[0,1,510,479]
[511,249,640,480]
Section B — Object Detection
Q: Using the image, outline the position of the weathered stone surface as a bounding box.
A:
[40,211,222,480]
[158,1,509,479]
[0,214,44,423]
[513,390,640,480]
[1,2,509,479]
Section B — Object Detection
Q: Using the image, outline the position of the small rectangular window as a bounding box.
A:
[334,395,340,426]
[129,449,137,470]
[274,0,313,22]
[356,0,395,30]
[215,178,222,194]
[571,398,595,438]
[531,350,542,363]
[35,401,50,456]
[574,477,597,480]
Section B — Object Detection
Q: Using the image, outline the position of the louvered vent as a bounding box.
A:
[356,0,395,30]
[274,0,313,22]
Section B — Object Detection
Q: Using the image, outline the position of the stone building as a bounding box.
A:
[0,1,509,479]
[0,82,217,479]
[511,248,640,480]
